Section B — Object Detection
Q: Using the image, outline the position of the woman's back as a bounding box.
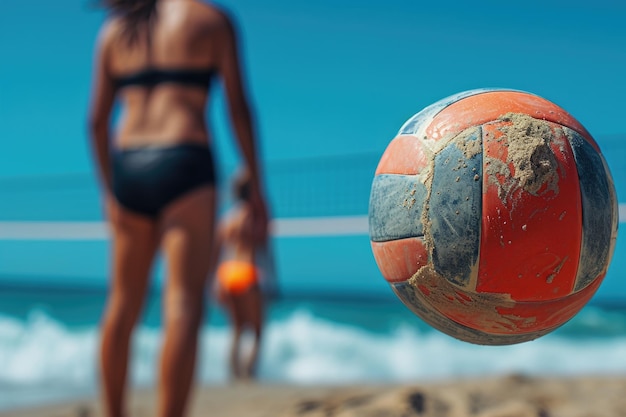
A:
[103,0,228,148]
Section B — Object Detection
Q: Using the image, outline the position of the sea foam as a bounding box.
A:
[1,305,626,410]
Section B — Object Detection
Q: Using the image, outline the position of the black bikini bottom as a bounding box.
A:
[112,143,216,218]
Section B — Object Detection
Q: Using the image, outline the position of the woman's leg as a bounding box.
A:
[157,187,216,417]
[226,294,245,380]
[242,286,264,379]
[226,288,263,381]
[100,202,159,417]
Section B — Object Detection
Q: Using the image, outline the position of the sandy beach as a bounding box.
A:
[3,374,626,417]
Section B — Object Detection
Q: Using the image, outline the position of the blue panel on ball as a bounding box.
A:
[429,130,482,287]
[369,174,427,242]
[567,129,617,291]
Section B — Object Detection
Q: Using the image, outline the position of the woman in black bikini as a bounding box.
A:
[88,1,268,416]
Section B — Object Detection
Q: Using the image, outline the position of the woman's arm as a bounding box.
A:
[88,23,117,193]
[216,12,269,244]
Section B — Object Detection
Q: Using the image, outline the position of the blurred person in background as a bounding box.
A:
[214,170,278,381]
[88,1,269,416]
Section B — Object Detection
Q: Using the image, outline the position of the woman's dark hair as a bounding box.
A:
[100,0,158,44]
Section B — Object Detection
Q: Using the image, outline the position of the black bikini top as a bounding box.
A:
[114,67,217,90]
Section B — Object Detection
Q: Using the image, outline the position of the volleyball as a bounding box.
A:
[369,89,618,345]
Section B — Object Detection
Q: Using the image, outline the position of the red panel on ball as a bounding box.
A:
[414,266,603,336]
[371,238,428,283]
[375,135,431,175]
[476,120,583,302]
[492,273,604,334]
[425,91,596,150]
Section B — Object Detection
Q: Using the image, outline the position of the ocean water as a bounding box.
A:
[1,287,626,411]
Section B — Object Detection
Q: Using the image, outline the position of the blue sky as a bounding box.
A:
[1,0,625,178]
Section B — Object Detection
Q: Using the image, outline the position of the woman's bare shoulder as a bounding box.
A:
[188,1,237,31]
[95,16,126,49]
